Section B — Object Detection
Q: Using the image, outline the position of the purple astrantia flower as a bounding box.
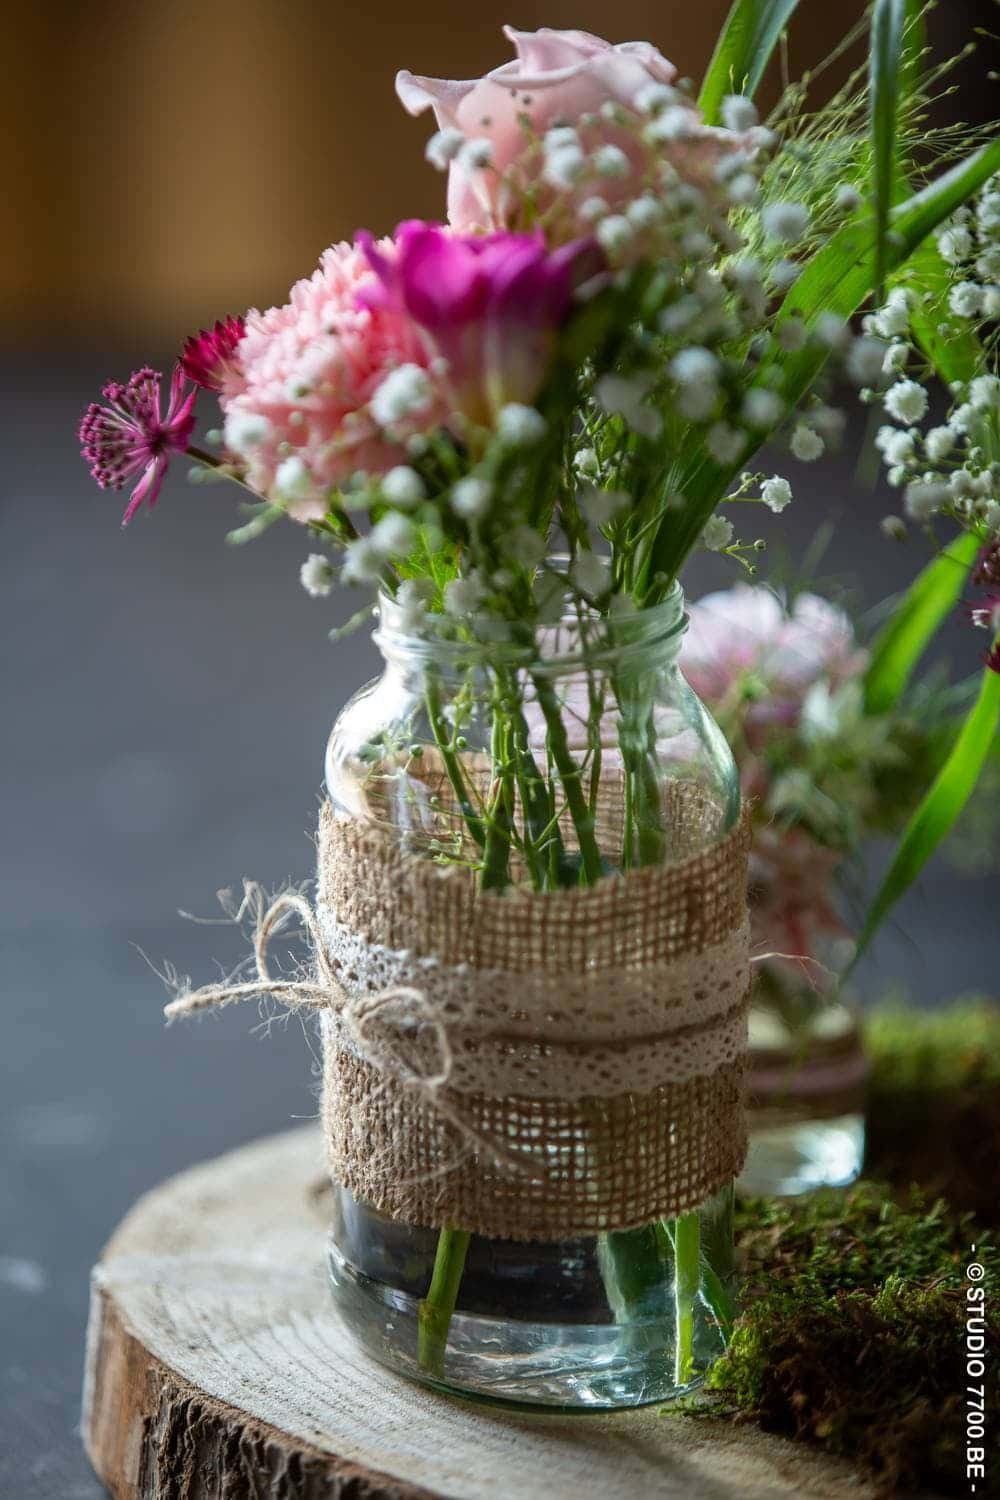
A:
[357,221,603,428]
[80,365,197,525]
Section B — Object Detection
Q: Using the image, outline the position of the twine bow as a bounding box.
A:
[164,881,533,1177]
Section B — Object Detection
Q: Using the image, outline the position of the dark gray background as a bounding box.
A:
[2,352,996,1497]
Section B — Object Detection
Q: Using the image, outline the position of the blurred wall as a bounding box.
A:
[3,0,883,345]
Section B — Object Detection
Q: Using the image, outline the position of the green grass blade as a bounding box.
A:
[870,0,906,296]
[904,239,982,385]
[698,0,802,125]
[864,531,983,713]
[855,661,1000,959]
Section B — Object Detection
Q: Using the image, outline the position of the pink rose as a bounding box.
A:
[397,26,747,235]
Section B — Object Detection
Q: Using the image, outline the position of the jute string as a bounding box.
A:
[167,795,752,1241]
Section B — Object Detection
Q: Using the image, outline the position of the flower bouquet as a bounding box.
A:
[80,10,999,1409]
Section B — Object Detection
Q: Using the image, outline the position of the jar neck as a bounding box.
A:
[374,583,688,683]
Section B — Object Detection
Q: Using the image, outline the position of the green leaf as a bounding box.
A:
[698,0,802,125]
[864,531,982,713]
[870,0,906,296]
[854,660,1000,959]
[904,238,982,385]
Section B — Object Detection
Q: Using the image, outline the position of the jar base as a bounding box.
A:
[327,1238,723,1410]
[739,1112,865,1196]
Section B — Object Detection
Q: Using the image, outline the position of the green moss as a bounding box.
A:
[866,997,1000,1224]
[708,1186,999,1494]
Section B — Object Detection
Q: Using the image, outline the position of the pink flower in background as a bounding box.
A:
[681,584,866,740]
[358,221,602,427]
[79,365,197,526]
[219,240,440,520]
[181,315,246,394]
[397,26,752,236]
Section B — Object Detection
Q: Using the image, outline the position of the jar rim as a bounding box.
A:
[375,574,687,674]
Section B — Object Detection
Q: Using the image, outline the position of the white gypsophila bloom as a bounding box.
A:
[579,195,609,223]
[370,364,433,427]
[443,573,486,617]
[645,105,698,144]
[846,335,889,385]
[949,281,982,319]
[274,455,314,502]
[949,469,974,499]
[835,184,862,212]
[341,537,384,585]
[925,425,954,462]
[497,403,546,446]
[457,137,494,171]
[904,482,949,522]
[762,202,809,243]
[977,193,1000,234]
[299,553,334,598]
[969,375,1000,411]
[635,81,677,115]
[721,94,758,132]
[544,126,579,152]
[681,229,714,260]
[627,195,662,229]
[571,551,611,596]
[937,224,974,263]
[881,515,908,540]
[701,514,734,551]
[395,578,430,633]
[592,144,629,179]
[450,475,492,519]
[574,446,600,477]
[707,422,745,464]
[370,511,416,559]
[985,500,1000,531]
[509,531,548,570]
[761,475,793,513]
[595,214,634,255]
[224,409,272,457]
[727,256,763,291]
[810,405,846,442]
[381,465,425,507]
[980,286,1000,318]
[579,486,629,527]
[742,389,785,429]
[874,424,899,454]
[883,429,917,467]
[884,378,929,425]
[658,297,699,336]
[883,342,909,375]
[595,373,662,439]
[771,260,800,292]
[506,524,546,567]
[887,465,907,487]
[790,425,824,462]
[977,246,1000,281]
[872,290,911,338]
[726,173,758,207]
[815,313,850,350]
[425,128,465,170]
[950,402,978,434]
[670,346,719,386]
[543,145,586,190]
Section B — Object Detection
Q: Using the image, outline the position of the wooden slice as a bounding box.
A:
[83,1126,876,1499]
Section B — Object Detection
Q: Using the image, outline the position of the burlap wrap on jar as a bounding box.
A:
[317,798,751,1243]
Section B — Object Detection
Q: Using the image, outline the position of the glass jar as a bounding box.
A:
[324,580,742,1408]
[740,950,867,1197]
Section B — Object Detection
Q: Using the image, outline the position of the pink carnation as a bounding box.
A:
[681,585,866,741]
[220,240,442,521]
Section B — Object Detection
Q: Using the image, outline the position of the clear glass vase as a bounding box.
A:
[739,953,867,1197]
[323,580,743,1408]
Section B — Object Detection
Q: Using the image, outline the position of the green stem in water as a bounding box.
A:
[531,672,604,884]
[424,673,486,852]
[417,1228,472,1379]
[673,1211,701,1387]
